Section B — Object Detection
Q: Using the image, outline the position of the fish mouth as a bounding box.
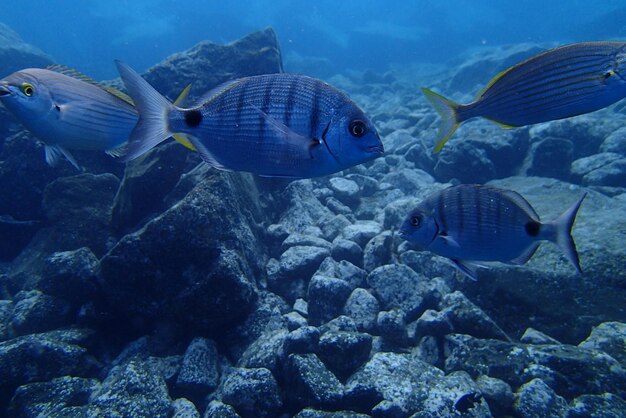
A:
[367,144,385,155]
[0,83,10,97]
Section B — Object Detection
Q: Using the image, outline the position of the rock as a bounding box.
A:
[0,23,53,78]
[8,376,100,418]
[320,316,358,334]
[91,360,171,418]
[413,309,453,339]
[284,353,344,409]
[318,331,372,380]
[380,168,436,194]
[278,180,333,234]
[10,290,72,336]
[578,321,626,368]
[203,400,241,418]
[171,398,201,418]
[238,329,288,375]
[376,197,420,231]
[411,336,440,366]
[315,258,366,290]
[366,264,434,321]
[0,300,13,342]
[176,338,220,398]
[513,378,569,418]
[281,234,332,253]
[444,334,626,398]
[221,367,282,418]
[520,328,561,345]
[269,246,330,302]
[404,140,436,173]
[476,375,514,417]
[294,298,309,317]
[439,291,510,341]
[345,174,379,197]
[329,178,361,204]
[284,326,320,356]
[284,312,307,331]
[295,410,370,418]
[38,247,99,304]
[434,141,496,184]
[523,136,574,181]
[343,288,380,333]
[571,152,622,182]
[362,232,393,272]
[331,238,363,267]
[142,27,283,104]
[307,276,353,326]
[100,174,263,332]
[0,215,40,261]
[376,309,407,346]
[599,126,626,155]
[318,215,353,242]
[569,393,626,418]
[581,158,626,187]
[342,222,383,248]
[398,250,457,282]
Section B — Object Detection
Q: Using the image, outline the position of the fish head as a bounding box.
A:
[323,104,383,167]
[0,70,54,118]
[399,206,438,248]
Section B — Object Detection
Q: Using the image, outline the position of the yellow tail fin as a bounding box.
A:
[421,87,460,153]
[171,84,197,151]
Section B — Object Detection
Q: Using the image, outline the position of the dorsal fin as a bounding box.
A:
[491,186,540,221]
[198,79,244,104]
[46,64,135,106]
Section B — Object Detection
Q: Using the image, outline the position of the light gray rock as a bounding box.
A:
[599,126,626,155]
[331,238,363,267]
[578,321,626,368]
[571,152,622,182]
[308,276,353,326]
[281,234,332,253]
[329,178,361,204]
[569,393,626,418]
[439,291,510,341]
[284,312,307,331]
[513,378,569,418]
[343,288,380,333]
[342,222,383,248]
[582,158,626,187]
[171,398,201,418]
[362,232,393,272]
[284,353,344,409]
[318,214,353,242]
[176,338,220,396]
[476,375,514,417]
[318,331,372,380]
[269,246,330,302]
[203,400,240,418]
[520,328,561,345]
[380,168,436,194]
[315,258,366,290]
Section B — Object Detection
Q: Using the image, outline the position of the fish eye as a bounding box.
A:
[349,120,367,137]
[410,215,421,227]
[20,83,34,97]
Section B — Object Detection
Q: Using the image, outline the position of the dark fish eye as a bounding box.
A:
[20,83,34,97]
[410,215,421,227]
[349,120,367,137]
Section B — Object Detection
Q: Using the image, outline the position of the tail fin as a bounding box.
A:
[115,60,174,162]
[171,84,197,151]
[551,193,587,273]
[421,87,461,153]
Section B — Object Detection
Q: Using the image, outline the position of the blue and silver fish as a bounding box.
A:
[0,66,139,169]
[399,184,586,280]
[115,60,384,178]
[422,41,626,152]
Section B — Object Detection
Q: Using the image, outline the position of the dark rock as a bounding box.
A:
[266,223,290,253]
[366,264,433,321]
[444,334,626,398]
[284,353,344,409]
[318,331,372,380]
[0,23,53,78]
[371,399,406,418]
[221,367,282,418]
[238,329,288,375]
[578,321,626,368]
[295,409,369,418]
[91,360,171,418]
[0,300,13,341]
[8,376,99,418]
[320,316,358,334]
[143,27,283,104]
[434,141,496,184]
[315,258,366,290]
[269,246,330,302]
[343,288,380,333]
[569,393,626,418]
[100,174,263,331]
[0,215,40,261]
[342,222,383,248]
[404,140,436,173]
[520,327,561,345]
[308,276,353,326]
[331,238,363,267]
[10,290,72,336]
[439,291,511,341]
[362,232,393,272]
[111,141,193,231]
[176,337,220,398]
[476,375,514,417]
[38,247,99,304]
[376,309,407,346]
[284,312,307,331]
[411,336,440,366]
[513,378,569,418]
[146,355,183,385]
[171,398,201,418]
[523,136,574,181]
[413,309,453,339]
[284,326,320,355]
[204,400,241,418]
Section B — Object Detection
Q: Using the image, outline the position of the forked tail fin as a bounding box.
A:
[551,192,587,273]
[421,87,461,153]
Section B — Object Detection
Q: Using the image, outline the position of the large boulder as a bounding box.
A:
[0,23,53,78]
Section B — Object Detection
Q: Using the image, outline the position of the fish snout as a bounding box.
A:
[0,82,10,97]
[367,143,384,155]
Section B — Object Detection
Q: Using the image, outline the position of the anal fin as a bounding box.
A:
[451,259,487,281]
[45,144,80,170]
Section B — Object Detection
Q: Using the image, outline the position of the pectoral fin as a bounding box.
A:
[437,234,460,248]
[252,106,316,157]
[451,259,487,281]
[45,144,80,170]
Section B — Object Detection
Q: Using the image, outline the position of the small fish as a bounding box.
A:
[115,60,384,178]
[0,66,193,169]
[399,184,586,280]
[454,392,483,413]
[422,41,626,152]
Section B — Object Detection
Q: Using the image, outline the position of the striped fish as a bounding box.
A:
[423,41,626,152]
[0,66,139,169]
[115,60,384,178]
[399,184,586,280]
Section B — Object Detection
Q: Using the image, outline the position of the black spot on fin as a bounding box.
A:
[525,220,541,237]
[185,110,203,127]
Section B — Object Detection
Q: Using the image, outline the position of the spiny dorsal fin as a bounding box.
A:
[46,64,135,106]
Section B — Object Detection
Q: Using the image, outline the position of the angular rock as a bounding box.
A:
[284,326,320,356]
[377,309,407,346]
[331,238,363,267]
[320,316,358,334]
[582,158,626,187]
[203,400,241,418]
[279,180,333,234]
[578,321,626,368]
[318,331,372,380]
[434,141,497,184]
[520,327,561,345]
[362,232,393,272]
[318,214,352,242]
[171,398,201,418]
[513,378,569,418]
[343,288,380,333]
[0,23,53,78]
[380,168,436,194]
[571,152,623,183]
[295,409,369,418]
[569,393,626,418]
[221,367,282,418]
[439,291,510,341]
[329,178,361,204]
[524,136,574,181]
[269,246,330,302]
[308,276,353,326]
[315,258,366,290]
[281,234,332,253]
[342,222,383,248]
[10,290,72,336]
[238,329,288,375]
[413,309,453,339]
[176,338,220,397]
[284,312,307,331]
[38,247,99,304]
[476,375,514,417]
[599,126,626,155]
[284,353,344,409]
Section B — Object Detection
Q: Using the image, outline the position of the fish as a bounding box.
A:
[0,65,193,169]
[115,60,384,178]
[422,41,626,152]
[399,184,586,280]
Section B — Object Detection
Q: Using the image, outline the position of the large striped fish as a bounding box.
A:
[115,60,384,178]
[399,184,586,280]
[422,41,626,152]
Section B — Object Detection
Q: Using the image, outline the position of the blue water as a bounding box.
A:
[3,0,626,79]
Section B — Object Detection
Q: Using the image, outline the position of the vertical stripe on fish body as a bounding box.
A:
[116,61,384,179]
[399,184,585,280]
[422,41,626,152]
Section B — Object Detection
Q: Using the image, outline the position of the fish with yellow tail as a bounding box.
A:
[422,41,626,152]
[399,184,586,280]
